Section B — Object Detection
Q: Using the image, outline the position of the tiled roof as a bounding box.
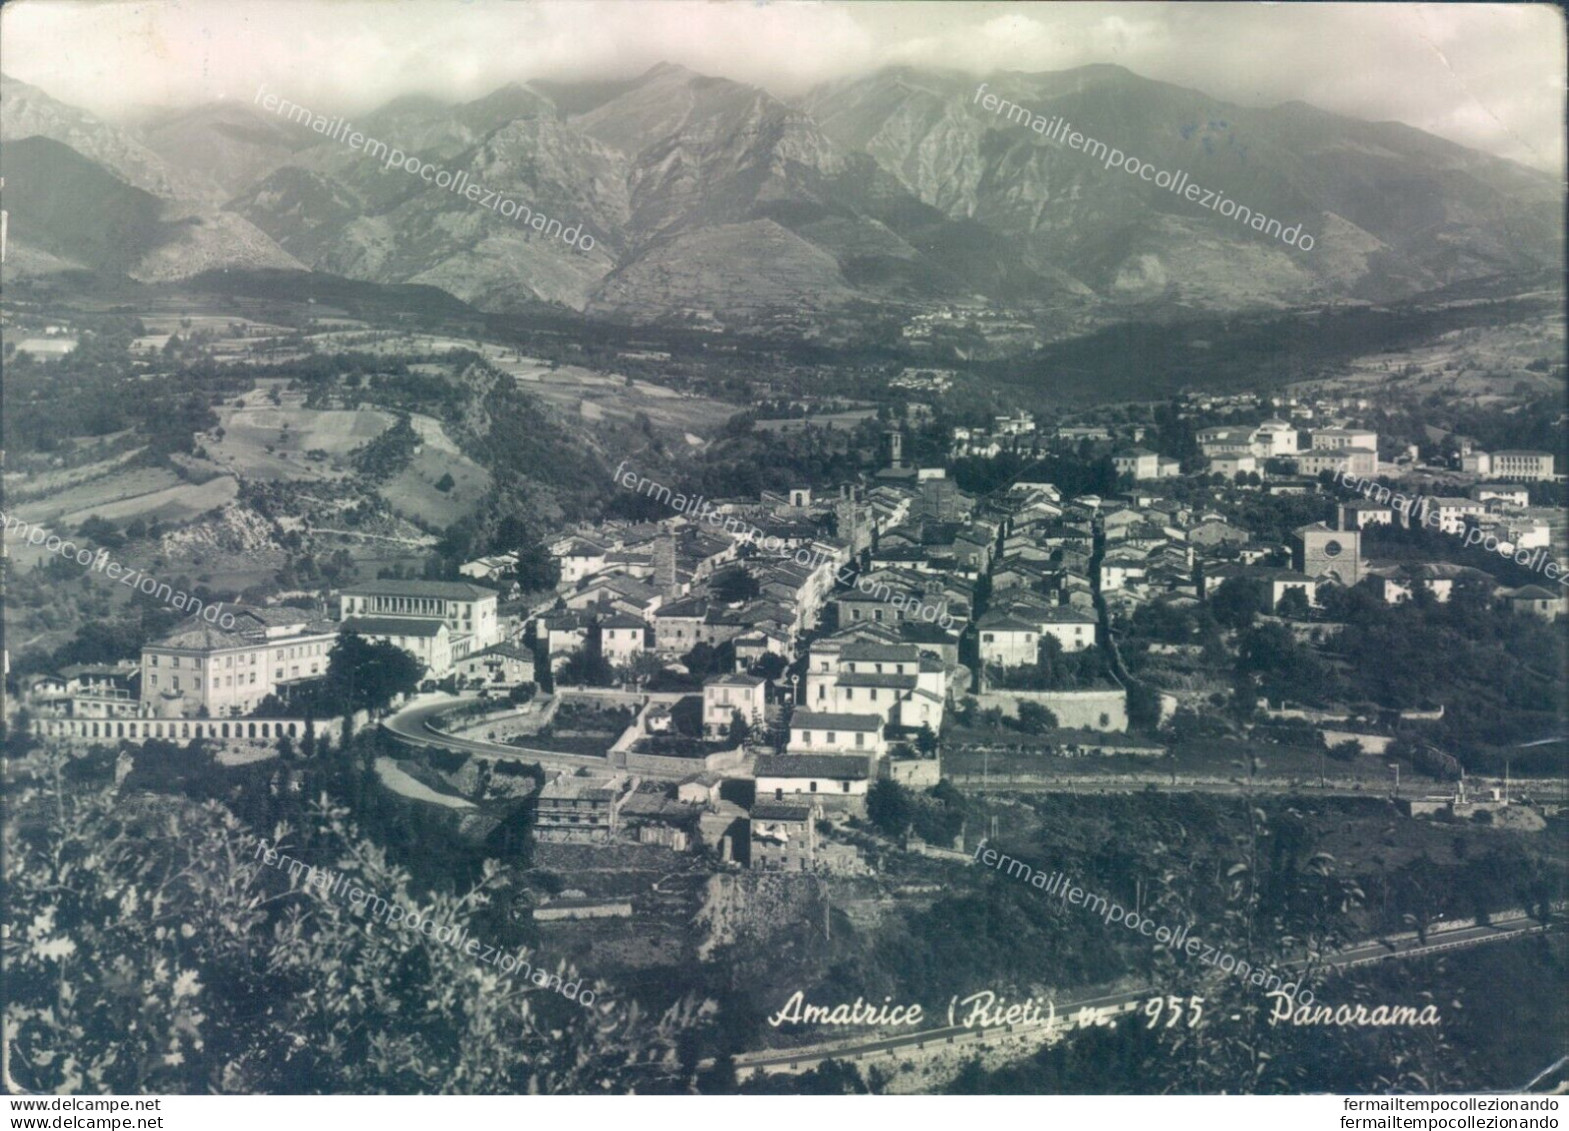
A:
[754,754,872,779]
[340,579,497,600]
[342,616,447,638]
[751,803,813,821]
[788,711,882,731]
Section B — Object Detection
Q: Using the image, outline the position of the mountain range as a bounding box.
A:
[2,63,1560,329]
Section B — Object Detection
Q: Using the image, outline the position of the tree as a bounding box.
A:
[1326,739,1362,763]
[511,539,560,593]
[1014,702,1059,735]
[324,632,423,714]
[4,755,678,1094]
[728,710,751,746]
[865,779,914,837]
[1275,588,1311,621]
[1210,576,1262,630]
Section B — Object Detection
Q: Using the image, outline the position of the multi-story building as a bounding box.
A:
[1311,428,1379,453]
[1112,449,1160,480]
[1486,450,1555,482]
[339,616,452,678]
[534,773,629,843]
[141,606,338,718]
[1294,449,1354,478]
[978,611,1039,668]
[337,579,500,657]
[1209,453,1257,478]
[453,642,536,690]
[1037,606,1099,652]
[1252,420,1300,458]
[1340,500,1395,529]
[598,614,648,668]
[803,640,947,730]
[1422,497,1487,536]
[703,673,767,739]
[748,803,817,871]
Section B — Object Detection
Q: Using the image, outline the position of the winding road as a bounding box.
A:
[381,696,612,774]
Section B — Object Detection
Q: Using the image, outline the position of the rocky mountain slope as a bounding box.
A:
[2,62,1558,324]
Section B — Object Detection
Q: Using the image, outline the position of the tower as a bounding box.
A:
[654,531,678,597]
[885,429,903,469]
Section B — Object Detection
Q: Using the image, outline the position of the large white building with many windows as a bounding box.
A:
[337,579,500,658]
[141,607,338,718]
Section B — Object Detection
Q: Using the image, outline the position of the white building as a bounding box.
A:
[337,580,500,657]
[142,607,338,717]
[1487,450,1555,482]
[786,711,886,758]
[598,614,648,668]
[1252,420,1300,458]
[1424,497,1487,536]
[754,753,873,813]
[703,673,767,739]
[978,612,1039,668]
[1113,449,1160,480]
[1311,428,1378,453]
[340,616,452,678]
[802,640,946,730]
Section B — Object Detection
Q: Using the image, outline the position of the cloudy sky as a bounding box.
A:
[2,0,1563,172]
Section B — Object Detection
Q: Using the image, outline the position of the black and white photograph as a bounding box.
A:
[1,0,1566,1109]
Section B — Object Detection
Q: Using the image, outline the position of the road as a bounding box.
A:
[381,696,611,774]
[731,914,1553,1077]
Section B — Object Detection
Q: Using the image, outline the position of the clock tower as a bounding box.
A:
[1292,522,1361,586]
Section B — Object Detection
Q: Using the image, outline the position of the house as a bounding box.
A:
[538,611,591,666]
[453,642,535,690]
[534,773,629,843]
[1255,569,1318,612]
[754,754,873,814]
[1471,484,1530,509]
[1294,449,1353,478]
[977,611,1040,668]
[787,710,886,758]
[338,579,500,656]
[1252,420,1300,457]
[141,607,338,717]
[1187,519,1249,547]
[1037,606,1098,653]
[1209,453,1257,479]
[748,803,817,871]
[597,614,648,668]
[651,595,709,655]
[557,539,609,585]
[1112,449,1160,480]
[460,553,518,582]
[703,673,767,739]
[1503,586,1565,621]
[1424,497,1487,536]
[1197,427,1255,457]
[677,771,724,808]
[1339,500,1395,529]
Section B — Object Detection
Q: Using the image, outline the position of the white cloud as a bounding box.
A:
[1,0,1560,172]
